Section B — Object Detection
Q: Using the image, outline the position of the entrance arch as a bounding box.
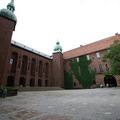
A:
[7,76,14,87]
[104,75,117,87]
[19,77,26,87]
[30,78,34,87]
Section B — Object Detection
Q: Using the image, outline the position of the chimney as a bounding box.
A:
[115,33,119,36]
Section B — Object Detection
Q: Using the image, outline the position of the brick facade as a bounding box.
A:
[0,3,120,88]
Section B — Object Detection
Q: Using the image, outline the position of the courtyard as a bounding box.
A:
[0,88,120,120]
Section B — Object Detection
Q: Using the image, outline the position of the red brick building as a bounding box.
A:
[0,0,120,88]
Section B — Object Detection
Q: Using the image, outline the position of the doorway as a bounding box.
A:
[104,75,117,87]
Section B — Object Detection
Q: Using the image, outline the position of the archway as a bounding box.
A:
[7,76,14,87]
[38,79,42,86]
[30,78,34,87]
[45,80,48,86]
[104,75,117,87]
[19,77,26,87]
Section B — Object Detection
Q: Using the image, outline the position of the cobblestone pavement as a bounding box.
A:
[0,88,120,120]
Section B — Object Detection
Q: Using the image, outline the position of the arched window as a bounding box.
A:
[38,79,42,86]
[38,60,43,77]
[30,58,36,76]
[45,63,49,78]
[21,55,28,74]
[7,76,14,87]
[30,78,34,87]
[45,80,48,86]
[19,77,26,87]
[10,52,18,73]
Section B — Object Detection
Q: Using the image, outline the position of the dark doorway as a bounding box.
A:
[30,78,34,87]
[19,77,26,87]
[7,76,14,87]
[38,79,42,86]
[104,75,117,87]
[45,80,48,86]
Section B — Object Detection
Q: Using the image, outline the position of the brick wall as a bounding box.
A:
[0,16,15,85]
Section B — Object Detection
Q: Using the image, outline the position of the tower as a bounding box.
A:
[0,0,17,86]
[52,40,64,87]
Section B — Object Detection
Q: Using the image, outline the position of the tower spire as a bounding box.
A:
[7,0,15,12]
[53,39,62,54]
[0,0,17,30]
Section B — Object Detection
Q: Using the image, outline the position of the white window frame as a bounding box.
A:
[86,55,90,60]
[76,57,79,62]
[96,52,100,58]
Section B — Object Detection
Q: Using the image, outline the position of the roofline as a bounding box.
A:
[64,48,108,60]
[11,40,52,60]
[63,35,115,53]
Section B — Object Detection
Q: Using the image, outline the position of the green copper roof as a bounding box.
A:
[0,0,17,22]
[53,40,62,54]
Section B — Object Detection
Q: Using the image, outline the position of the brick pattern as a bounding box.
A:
[0,16,15,85]
[3,45,52,87]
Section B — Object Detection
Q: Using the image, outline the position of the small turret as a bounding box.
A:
[0,0,17,26]
[53,40,62,53]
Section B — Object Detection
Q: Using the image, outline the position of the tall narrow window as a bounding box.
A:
[38,61,43,77]
[10,58,13,64]
[105,64,109,71]
[45,63,49,78]
[30,58,36,76]
[76,57,79,62]
[99,64,103,73]
[11,52,18,73]
[21,56,28,75]
[86,55,90,60]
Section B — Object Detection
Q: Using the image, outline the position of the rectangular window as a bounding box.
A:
[99,64,103,72]
[96,52,100,58]
[107,49,110,52]
[76,57,79,62]
[86,55,90,60]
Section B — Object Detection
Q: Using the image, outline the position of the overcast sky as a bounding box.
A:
[0,0,120,55]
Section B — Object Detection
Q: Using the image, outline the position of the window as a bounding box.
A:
[99,64,103,72]
[96,52,100,58]
[10,58,13,64]
[86,55,90,60]
[76,57,79,62]
[107,49,110,52]
[105,64,109,71]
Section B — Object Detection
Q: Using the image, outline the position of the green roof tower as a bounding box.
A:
[0,0,17,30]
[53,40,62,53]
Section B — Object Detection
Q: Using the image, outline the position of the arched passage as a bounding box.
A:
[38,79,42,86]
[7,76,14,87]
[104,75,117,87]
[19,77,26,87]
[45,80,48,86]
[30,78,34,87]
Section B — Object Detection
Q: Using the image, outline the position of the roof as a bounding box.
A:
[63,33,120,60]
[11,40,52,59]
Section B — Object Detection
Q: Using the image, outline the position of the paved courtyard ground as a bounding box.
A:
[0,88,120,120]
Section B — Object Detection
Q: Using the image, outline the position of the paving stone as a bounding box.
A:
[0,88,120,120]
